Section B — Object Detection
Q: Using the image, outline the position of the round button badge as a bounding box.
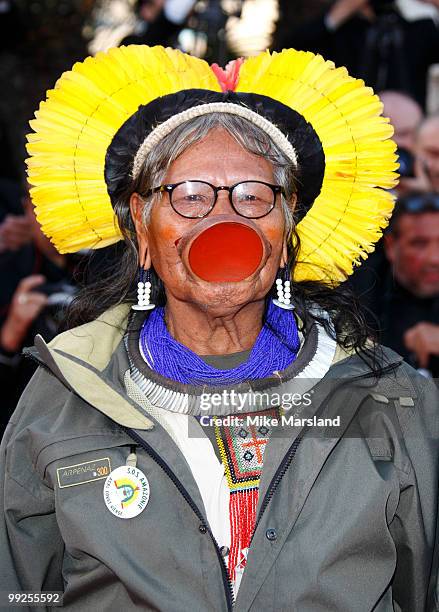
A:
[103,465,150,519]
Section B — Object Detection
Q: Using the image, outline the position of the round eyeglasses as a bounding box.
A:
[142,180,285,219]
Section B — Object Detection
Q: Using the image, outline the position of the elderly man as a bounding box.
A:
[0,46,437,611]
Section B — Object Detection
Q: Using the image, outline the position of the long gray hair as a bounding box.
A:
[66,112,377,378]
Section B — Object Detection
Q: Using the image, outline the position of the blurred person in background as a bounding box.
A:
[357,193,439,377]
[380,90,423,154]
[121,0,195,47]
[0,187,76,436]
[273,0,439,108]
[347,90,423,310]
[380,90,423,191]
[274,0,330,34]
[406,114,439,192]
[417,115,439,192]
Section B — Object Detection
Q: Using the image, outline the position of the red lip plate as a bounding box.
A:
[188,221,264,282]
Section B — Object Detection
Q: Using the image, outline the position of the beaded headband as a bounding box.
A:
[131,102,298,180]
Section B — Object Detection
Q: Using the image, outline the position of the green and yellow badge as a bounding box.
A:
[103,465,150,519]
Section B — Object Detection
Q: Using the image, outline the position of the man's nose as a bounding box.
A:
[212,189,235,216]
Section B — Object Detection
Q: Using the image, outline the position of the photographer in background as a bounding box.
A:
[380,90,423,191]
[417,115,439,192]
[399,114,439,195]
[273,0,439,108]
[380,90,423,154]
[0,187,76,436]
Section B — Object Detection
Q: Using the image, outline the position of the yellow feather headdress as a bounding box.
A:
[26,45,398,284]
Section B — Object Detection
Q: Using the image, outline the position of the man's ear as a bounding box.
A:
[129,192,151,268]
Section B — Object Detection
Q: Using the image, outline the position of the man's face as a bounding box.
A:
[379,93,422,194]
[131,128,292,316]
[416,119,439,191]
[385,212,439,298]
[383,102,421,153]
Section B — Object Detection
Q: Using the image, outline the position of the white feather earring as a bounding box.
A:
[273,267,294,310]
[132,267,156,311]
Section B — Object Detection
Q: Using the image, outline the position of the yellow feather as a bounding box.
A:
[26,46,219,254]
[237,49,397,283]
[26,46,397,282]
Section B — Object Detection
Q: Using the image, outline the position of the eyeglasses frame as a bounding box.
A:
[141,179,286,219]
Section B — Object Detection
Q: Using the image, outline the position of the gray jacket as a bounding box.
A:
[0,305,438,611]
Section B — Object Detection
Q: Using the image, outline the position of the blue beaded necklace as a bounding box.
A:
[139,300,300,385]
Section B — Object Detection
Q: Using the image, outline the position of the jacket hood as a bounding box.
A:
[27,304,155,430]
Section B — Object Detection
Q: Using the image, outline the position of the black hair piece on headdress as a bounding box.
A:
[104,89,325,223]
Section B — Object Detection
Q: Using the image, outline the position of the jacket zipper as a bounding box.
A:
[25,350,234,607]
[250,363,401,543]
[122,426,235,611]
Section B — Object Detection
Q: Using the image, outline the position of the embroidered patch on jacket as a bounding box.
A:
[57,457,111,488]
[215,408,279,492]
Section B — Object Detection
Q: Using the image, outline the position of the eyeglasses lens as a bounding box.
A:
[232,182,275,218]
[171,181,214,218]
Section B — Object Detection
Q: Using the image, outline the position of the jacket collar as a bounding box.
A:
[27,304,155,430]
[25,304,410,431]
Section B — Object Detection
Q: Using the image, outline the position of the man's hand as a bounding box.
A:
[404,322,439,369]
[0,275,48,353]
[327,0,371,29]
[0,214,33,253]
[398,157,433,196]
